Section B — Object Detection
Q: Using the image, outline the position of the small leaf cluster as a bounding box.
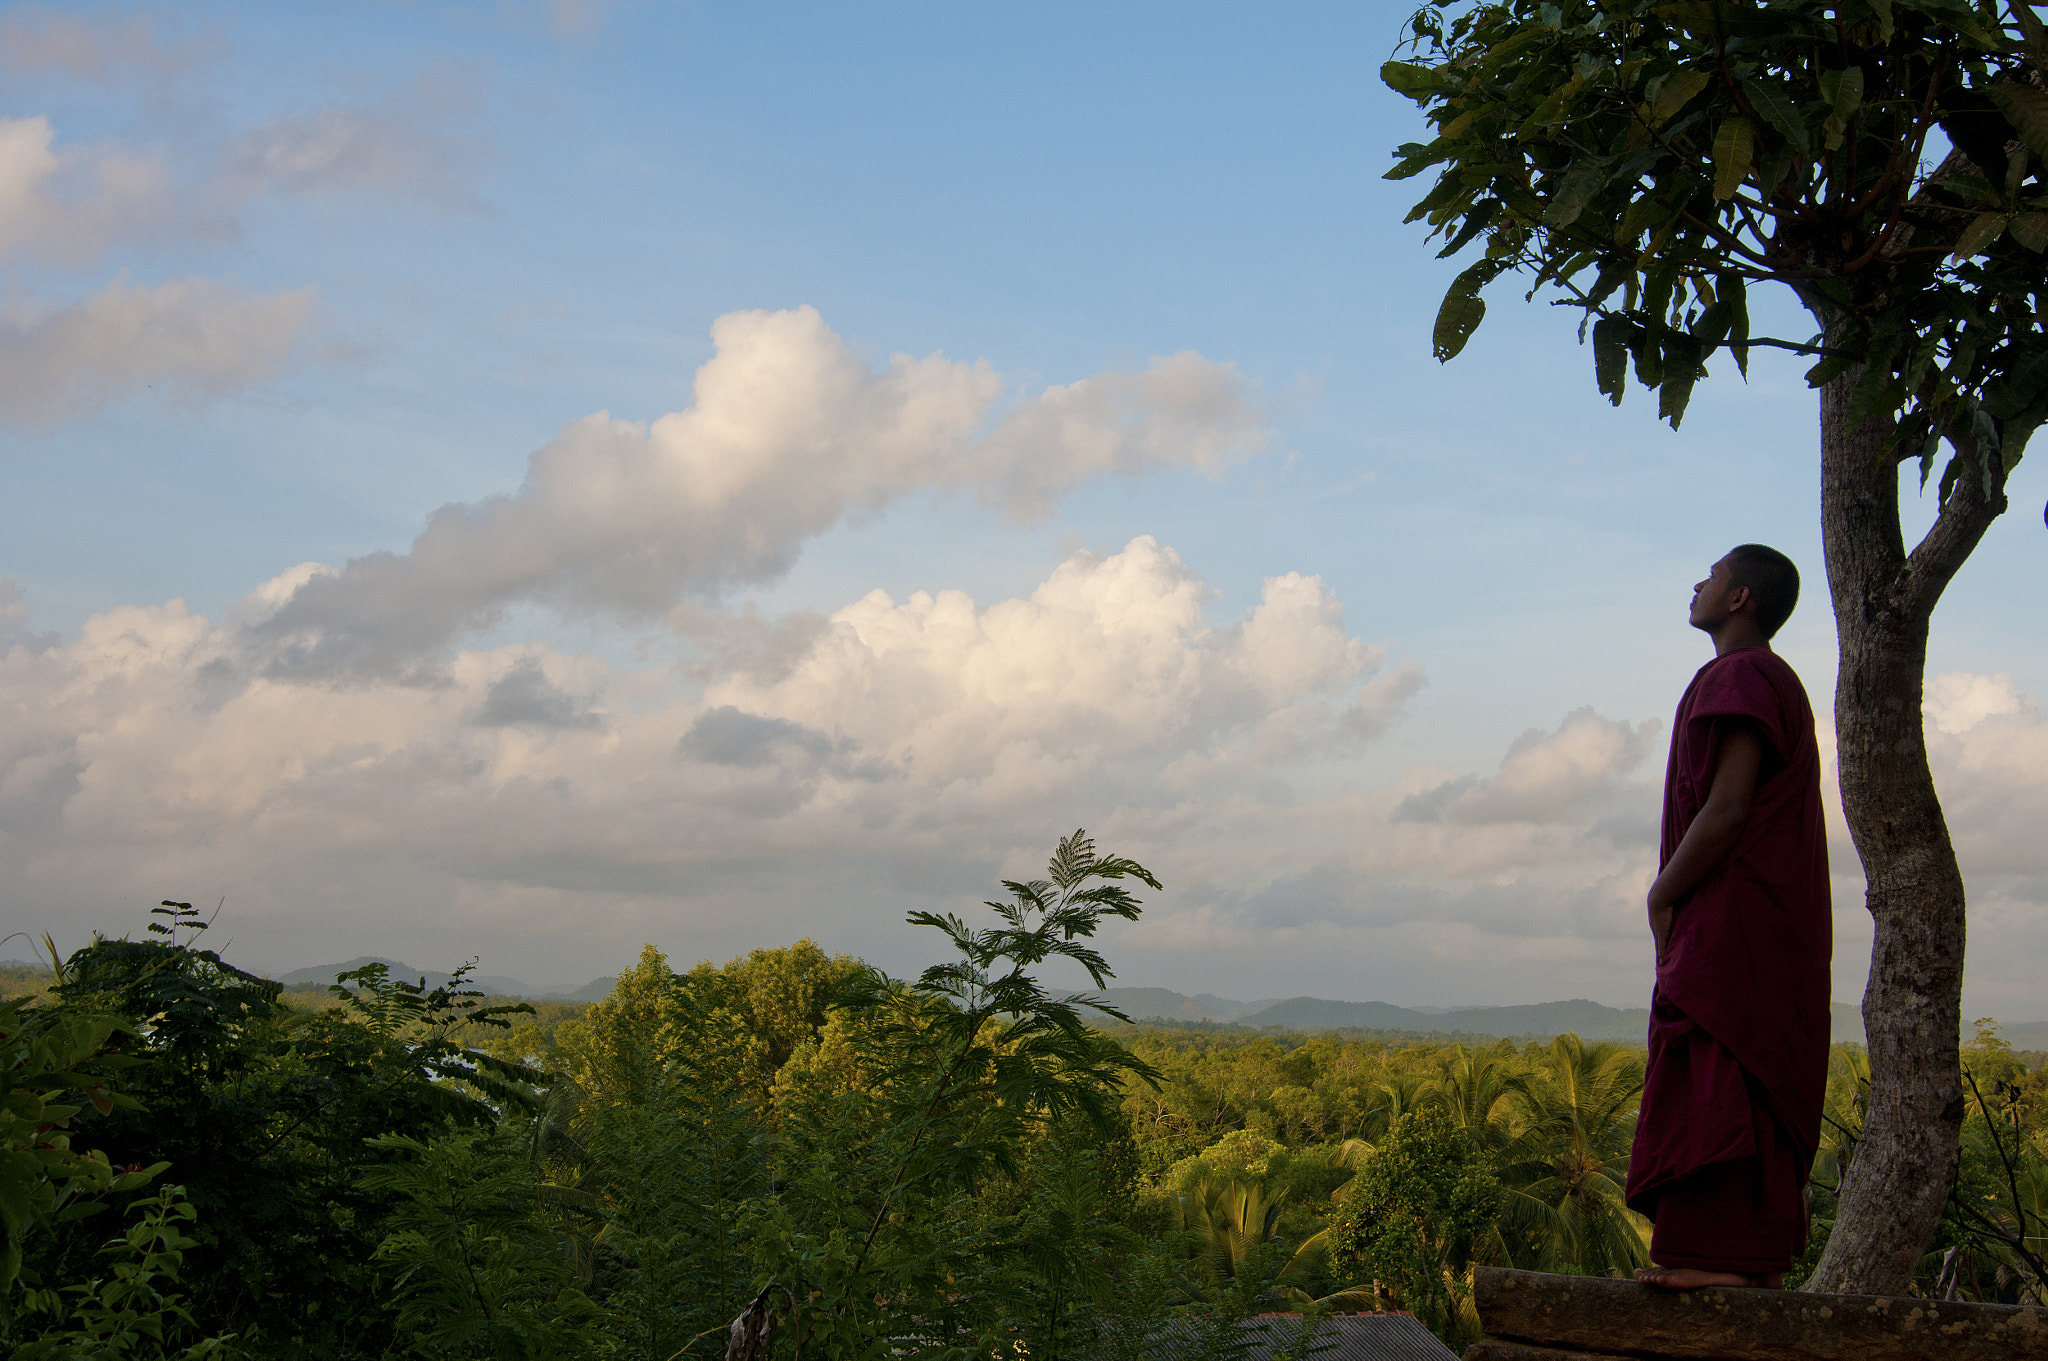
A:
[12,1185,234,1361]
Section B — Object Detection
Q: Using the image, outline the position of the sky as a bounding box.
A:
[2,1,2045,1017]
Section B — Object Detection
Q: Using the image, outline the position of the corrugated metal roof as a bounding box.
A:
[1137,1314,1460,1361]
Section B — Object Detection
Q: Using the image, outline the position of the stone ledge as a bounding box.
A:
[1469,1266,2048,1361]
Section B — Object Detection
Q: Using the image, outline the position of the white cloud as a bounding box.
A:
[0,543,1407,980]
[0,578,56,654]
[221,72,487,211]
[0,71,482,425]
[1926,672,2048,875]
[0,278,316,426]
[0,115,185,266]
[254,306,1267,678]
[1393,708,1658,826]
[0,8,196,82]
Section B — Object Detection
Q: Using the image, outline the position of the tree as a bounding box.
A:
[1381,0,2048,1291]
[1495,1036,1649,1276]
[1325,1107,1504,1348]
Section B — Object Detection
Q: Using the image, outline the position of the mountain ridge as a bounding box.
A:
[268,957,616,1001]
[1094,986,1885,1045]
[11,960,2044,1048]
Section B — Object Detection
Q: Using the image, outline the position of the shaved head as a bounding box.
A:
[1724,544,1800,638]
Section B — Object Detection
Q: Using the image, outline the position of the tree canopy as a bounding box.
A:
[1388,0,2048,501]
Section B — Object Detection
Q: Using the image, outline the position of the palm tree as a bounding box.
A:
[1424,1042,1535,1157]
[1494,1035,1649,1277]
[1174,1177,1374,1309]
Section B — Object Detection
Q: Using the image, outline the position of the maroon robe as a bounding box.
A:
[1626,645,1832,1273]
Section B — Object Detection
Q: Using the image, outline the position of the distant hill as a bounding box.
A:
[557,975,618,1002]
[2003,1021,2048,1049]
[1098,987,1874,1045]
[270,958,613,1001]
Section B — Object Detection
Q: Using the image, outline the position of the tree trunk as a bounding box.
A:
[1804,370,2008,1294]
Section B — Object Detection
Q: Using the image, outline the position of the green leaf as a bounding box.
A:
[1847,368,1903,427]
[1821,67,1864,151]
[1693,299,1733,349]
[1436,199,1502,258]
[1432,263,1497,362]
[1819,67,1864,118]
[1950,211,2009,259]
[1719,273,1750,377]
[1652,3,1781,38]
[1659,337,1704,427]
[1632,329,1666,388]
[1989,80,2048,163]
[2016,0,2048,65]
[1867,0,1895,44]
[1386,139,1456,182]
[1381,61,1451,100]
[1742,77,1811,159]
[1916,422,1944,489]
[1648,69,1712,126]
[1593,317,1631,405]
[1542,158,1611,227]
[1713,118,1755,200]
[2009,211,2048,251]
[1805,352,1857,389]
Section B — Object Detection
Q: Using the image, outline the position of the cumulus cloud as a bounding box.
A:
[1393,708,1658,825]
[1925,672,2048,875]
[0,542,1411,977]
[254,307,1267,679]
[0,278,316,425]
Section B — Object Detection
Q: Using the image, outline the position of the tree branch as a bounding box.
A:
[1898,427,2026,621]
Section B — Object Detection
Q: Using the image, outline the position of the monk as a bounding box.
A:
[1626,544,1832,1290]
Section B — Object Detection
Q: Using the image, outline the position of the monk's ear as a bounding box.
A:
[1727,583,1753,616]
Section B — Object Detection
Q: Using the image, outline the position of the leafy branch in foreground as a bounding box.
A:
[1390,0,2048,466]
[752,829,1163,1359]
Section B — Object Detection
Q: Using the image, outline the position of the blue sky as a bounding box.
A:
[4,1,2045,1016]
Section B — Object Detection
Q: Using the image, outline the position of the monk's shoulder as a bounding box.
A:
[1693,648,1791,710]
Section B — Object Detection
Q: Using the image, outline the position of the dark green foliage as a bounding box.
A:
[1936,1023,2047,1303]
[0,994,163,1333]
[18,916,549,1357]
[552,985,771,1357]
[359,1133,601,1359]
[11,1184,237,1361]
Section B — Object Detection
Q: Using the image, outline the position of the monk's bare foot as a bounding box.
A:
[1634,1267,1783,1290]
